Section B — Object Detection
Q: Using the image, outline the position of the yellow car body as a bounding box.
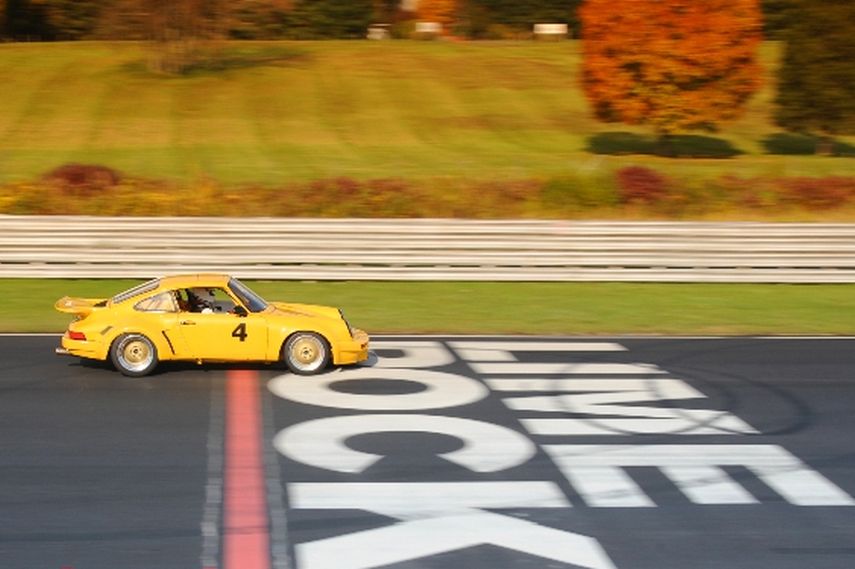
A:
[55,274,369,377]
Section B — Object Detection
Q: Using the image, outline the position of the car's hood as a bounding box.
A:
[54,296,108,317]
[269,301,341,320]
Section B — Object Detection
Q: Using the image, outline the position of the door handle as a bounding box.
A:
[180,320,196,325]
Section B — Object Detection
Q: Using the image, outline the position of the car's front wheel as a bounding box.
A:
[110,333,158,377]
[283,332,330,375]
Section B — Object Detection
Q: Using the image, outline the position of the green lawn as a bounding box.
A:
[8,279,855,335]
[0,40,853,186]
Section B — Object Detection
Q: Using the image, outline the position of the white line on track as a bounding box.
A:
[200,380,225,569]
[263,383,293,569]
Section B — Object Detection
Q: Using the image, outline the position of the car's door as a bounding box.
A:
[178,311,269,361]
[176,288,269,361]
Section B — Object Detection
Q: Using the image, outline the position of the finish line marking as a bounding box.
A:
[224,369,271,569]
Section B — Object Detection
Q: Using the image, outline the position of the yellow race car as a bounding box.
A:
[55,274,369,377]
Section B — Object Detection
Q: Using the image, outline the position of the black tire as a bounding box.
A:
[110,333,158,377]
[283,332,330,375]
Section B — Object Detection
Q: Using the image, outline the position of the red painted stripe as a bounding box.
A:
[223,370,271,569]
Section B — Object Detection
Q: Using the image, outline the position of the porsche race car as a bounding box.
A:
[55,274,369,377]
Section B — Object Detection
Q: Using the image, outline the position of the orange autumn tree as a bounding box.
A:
[580,0,763,150]
[417,0,457,32]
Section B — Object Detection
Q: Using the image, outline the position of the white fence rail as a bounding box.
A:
[2,215,855,282]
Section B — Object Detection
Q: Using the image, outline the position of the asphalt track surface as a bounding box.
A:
[1,335,854,569]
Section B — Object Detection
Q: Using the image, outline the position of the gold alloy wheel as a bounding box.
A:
[288,333,327,373]
[124,340,150,364]
[116,335,155,373]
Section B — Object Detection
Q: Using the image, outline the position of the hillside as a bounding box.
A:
[1,40,853,187]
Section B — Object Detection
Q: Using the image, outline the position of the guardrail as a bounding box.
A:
[2,215,855,282]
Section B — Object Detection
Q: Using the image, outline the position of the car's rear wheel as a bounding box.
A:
[110,333,158,377]
[283,332,330,375]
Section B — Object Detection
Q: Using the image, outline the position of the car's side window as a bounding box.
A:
[134,291,178,313]
[175,289,192,312]
[179,287,238,314]
[208,289,237,313]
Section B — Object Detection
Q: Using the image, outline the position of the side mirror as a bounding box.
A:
[233,306,248,317]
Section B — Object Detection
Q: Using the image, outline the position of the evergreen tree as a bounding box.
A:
[2,0,53,39]
[774,0,855,153]
[460,0,580,37]
[227,0,292,39]
[98,0,228,72]
[761,0,793,39]
[34,0,104,39]
[372,0,400,23]
[290,0,373,39]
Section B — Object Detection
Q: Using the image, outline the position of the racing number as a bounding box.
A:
[231,323,248,342]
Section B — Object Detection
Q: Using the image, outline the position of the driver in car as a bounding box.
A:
[187,288,216,313]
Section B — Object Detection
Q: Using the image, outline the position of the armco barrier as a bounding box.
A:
[2,215,855,282]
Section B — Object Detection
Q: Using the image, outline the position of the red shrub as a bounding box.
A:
[43,164,121,196]
[615,166,670,204]
[778,177,855,210]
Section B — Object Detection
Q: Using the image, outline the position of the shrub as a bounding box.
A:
[364,178,419,217]
[615,166,670,204]
[468,179,542,217]
[6,170,855,220]
[542,174,618,211]
[778,177,855,210]
[42,164,121,196]
[716,175,782,210]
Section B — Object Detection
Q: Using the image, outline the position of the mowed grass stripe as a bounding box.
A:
[1,41,854,184]
[0,46,72,142]
[427,48,562,148]
[381,47,535,169]
[342,56,426,148]
[206,75,280,180]
[87,69,174,150]
[399,45,586,171]
[14,61,114,152]
[1,55,89,149]
[382,52,484,167]
[308,56,365,170]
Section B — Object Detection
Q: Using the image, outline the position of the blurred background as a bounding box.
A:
[0,0,852,219]
[1,0,854,333]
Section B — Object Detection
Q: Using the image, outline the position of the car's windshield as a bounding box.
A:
[111,278,159,304]
[228,278,268,313]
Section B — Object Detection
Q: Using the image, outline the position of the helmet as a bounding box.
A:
[189,287,214,299]
[188,287,215,311]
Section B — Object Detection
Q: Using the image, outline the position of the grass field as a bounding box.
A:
[6,279,855,335]
[1,40,853,187]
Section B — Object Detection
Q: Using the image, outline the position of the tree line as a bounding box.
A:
[0,0,794,41]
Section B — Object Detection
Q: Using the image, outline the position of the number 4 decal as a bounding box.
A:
[232,323,248,342]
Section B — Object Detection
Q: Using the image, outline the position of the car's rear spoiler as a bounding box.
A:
[54,296,107,317]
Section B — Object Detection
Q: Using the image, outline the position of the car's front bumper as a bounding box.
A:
[335,329,370,365]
